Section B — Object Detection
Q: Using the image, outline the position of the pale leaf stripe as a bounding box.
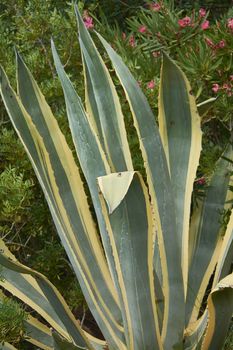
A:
[75,6,133,173]
[0,252,92,349]
[97,34,185,349]
[51,40,123,309]
[186,147,233,325]
[201,274,233,350]
[98,172,163,350]
[0,65,125,349]
[158,54,202,296]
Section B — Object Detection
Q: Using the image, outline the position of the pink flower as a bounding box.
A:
[230,75,233,81]
[212,83,219,93]
[152,51,161,58]
[178,16,191,28]
[205,37,214,48]
[199,8,206,18]
[201,20,209,30]
[129,35,136,47]
[83,16,94,29]
[138,25,147,33]
[223,83,230,90]
[151,2,161,11]
[227,18,233,31]
[217,40,225,48]
[147,80,155,89]
[222,83,232,96]
[196,177,205,185]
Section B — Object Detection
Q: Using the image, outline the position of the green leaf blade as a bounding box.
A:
[186,146,233,325]
[0,250,92,349]
[75,5,133,173]
[97,34,185,349]
[51,42,124,328]
[159,54,202,296]
[201,274,233,350]
[98,171,163,350]
[0,61,126,349]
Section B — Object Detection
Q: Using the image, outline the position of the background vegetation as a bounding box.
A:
[0,0,232,348]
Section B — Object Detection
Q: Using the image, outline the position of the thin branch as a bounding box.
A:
[37,38,56,78]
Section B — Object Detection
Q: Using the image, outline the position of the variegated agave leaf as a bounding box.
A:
[0,5,233,350]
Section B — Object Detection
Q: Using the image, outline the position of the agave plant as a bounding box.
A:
[0,6,232,350]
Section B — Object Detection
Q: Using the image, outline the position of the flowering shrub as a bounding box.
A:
[95,0,232,182]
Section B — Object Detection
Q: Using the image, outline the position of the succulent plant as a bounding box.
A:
[0,5,232,350]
